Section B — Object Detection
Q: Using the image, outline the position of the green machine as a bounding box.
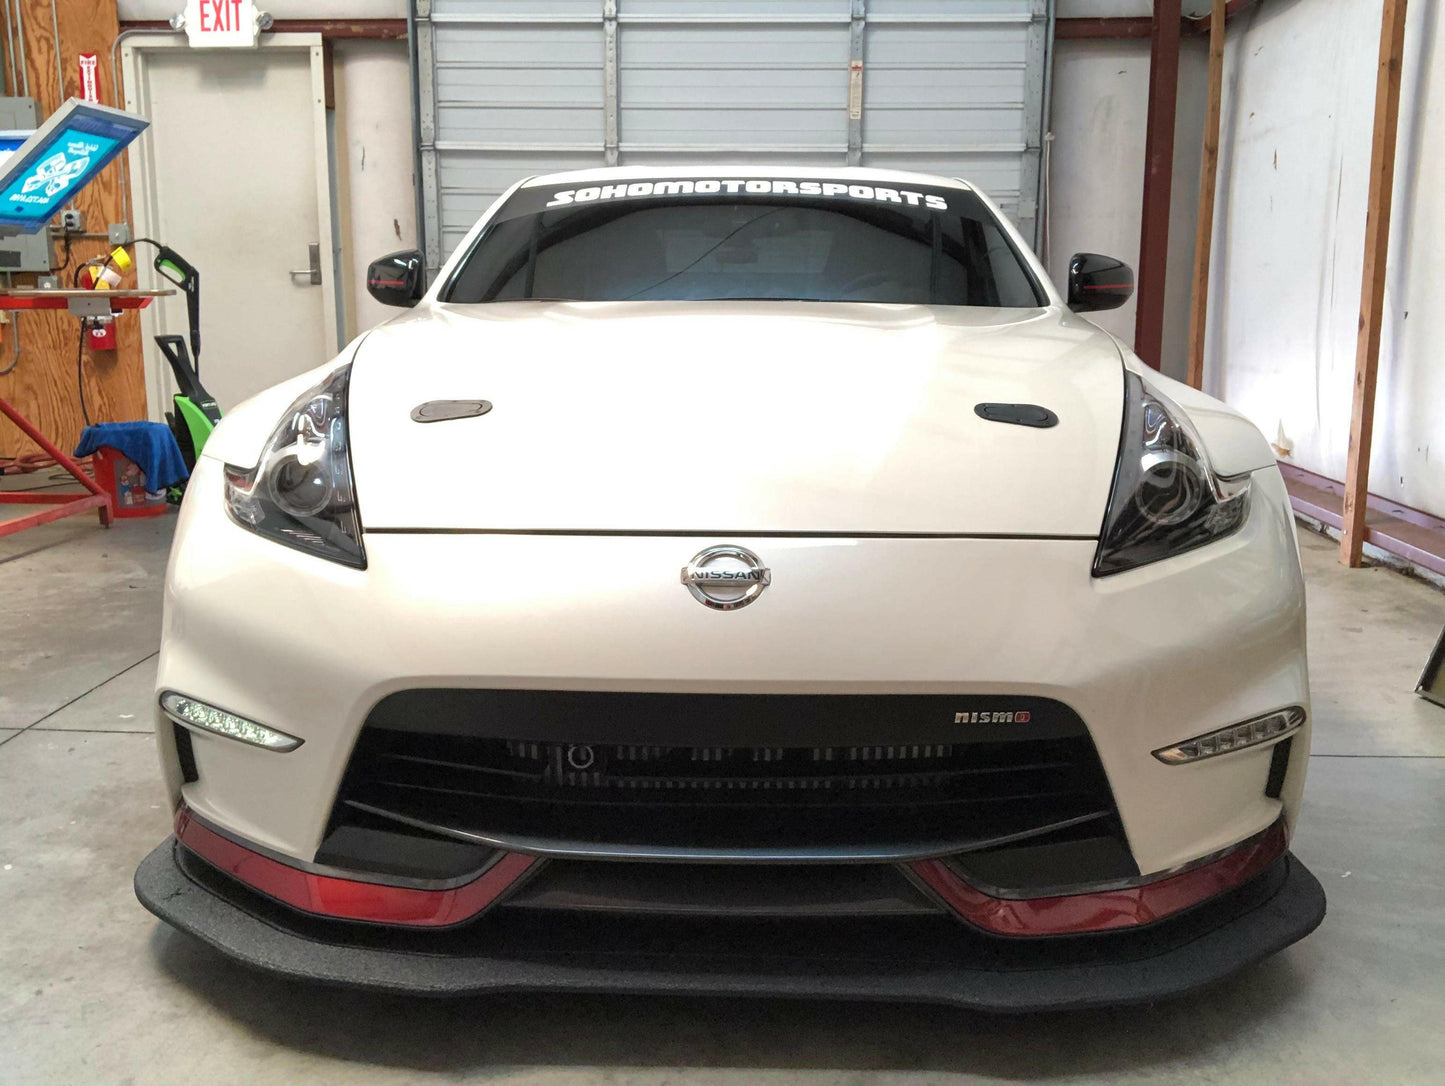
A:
[148,245,220,472]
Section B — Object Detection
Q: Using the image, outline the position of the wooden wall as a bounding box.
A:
[0,0,146,459]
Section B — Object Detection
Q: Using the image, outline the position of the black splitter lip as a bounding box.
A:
[135,839,1325,1012]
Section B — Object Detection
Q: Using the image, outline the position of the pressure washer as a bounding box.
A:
[145,244,219,471]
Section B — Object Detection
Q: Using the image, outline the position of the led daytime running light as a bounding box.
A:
[1153,707,1304,765]
[160,692,303,752]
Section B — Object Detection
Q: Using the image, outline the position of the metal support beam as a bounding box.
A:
[413,0,441,276]
[1186,0,1226,390]
[1133,0,1181,370]
[1018,0,1049,249]
[603,0,619,166]
[1341,0,1409,568]
[120,19,408,39]
[1055,2,1258,41]
[846,0,865,166]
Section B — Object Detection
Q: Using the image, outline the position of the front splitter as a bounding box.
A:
[135,839,1324,1012]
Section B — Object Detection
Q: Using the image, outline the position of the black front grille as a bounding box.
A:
[328,690,1122,859]
[504,859,944,917]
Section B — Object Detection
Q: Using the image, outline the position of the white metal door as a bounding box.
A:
[124,35,341,417]
[413,0,1052,272]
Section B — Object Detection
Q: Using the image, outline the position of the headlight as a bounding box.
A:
[1093,372,1250,576]
[223,364,365,568]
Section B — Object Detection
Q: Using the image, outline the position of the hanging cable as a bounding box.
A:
[0,309,20,377]
[75,323,90,426]
[48,0,62,107]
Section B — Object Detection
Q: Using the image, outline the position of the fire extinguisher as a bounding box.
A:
[75,245,135,351]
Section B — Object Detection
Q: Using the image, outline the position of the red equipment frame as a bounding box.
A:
[0,290,168,537]
[0,395,112,537]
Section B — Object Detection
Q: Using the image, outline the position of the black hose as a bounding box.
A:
[76,323,90,426]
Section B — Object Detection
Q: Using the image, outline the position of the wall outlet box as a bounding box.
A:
[60,209,85,233]
[107,223,132,245]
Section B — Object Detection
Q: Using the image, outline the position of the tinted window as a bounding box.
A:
[444,181,1044,307]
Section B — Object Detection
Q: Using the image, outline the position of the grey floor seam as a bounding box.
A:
[27,727,155,736]
[0,531,91,566]
[15,650,159,734]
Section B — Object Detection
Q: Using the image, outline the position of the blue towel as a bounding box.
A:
[74,421,190,490]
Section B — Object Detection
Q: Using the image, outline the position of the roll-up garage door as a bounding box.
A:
[412,0,1053,272]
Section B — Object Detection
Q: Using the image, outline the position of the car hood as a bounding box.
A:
[346,301,1124,535]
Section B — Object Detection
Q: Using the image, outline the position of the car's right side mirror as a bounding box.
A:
[1067,253,1135,312]
[366,249,426,307]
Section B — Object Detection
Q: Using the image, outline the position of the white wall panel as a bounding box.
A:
[1209,0,1445,516]
[334,41,418,337]
[1045,36,1205,376]
[1046,39,1149,346]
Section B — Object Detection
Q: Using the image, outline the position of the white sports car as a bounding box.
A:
[136,166,1324,1010]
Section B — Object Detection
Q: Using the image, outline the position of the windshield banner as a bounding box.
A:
[494,177,959,221]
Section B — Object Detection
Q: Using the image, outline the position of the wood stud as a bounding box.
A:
[1341,0,1409,567]
[1186,0,1226,391]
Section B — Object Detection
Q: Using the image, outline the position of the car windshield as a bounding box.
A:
[442,177,1045,307]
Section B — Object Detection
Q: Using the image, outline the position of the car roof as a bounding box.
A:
[518,164,975,192]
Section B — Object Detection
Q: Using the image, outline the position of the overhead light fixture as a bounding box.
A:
[1152,707,1304,765]
[159,691,303,752]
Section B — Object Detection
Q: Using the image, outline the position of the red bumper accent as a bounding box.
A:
[908,820,1289,936]
[174,808,536,927]
[176,805,1285,936]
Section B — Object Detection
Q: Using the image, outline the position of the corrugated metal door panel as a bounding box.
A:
[417,0,1049,265]
[430,0,598,14]
[436,151,599,255]
[862,0,1040,229]
[425,0,607,258]
[620,0,842,14]
[619,24,849,154]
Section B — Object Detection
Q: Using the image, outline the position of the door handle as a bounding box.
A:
[289,243,322,285]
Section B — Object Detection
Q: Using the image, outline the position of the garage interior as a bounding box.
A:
[1,0,1443,1082]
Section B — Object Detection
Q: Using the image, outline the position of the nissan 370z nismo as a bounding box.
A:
[136,167,1324,1010]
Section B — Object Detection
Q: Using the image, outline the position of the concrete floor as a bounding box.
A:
[2,505,1443,1085]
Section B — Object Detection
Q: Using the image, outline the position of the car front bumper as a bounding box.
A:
[135,834,1325,1010]
[155,458,1310,880]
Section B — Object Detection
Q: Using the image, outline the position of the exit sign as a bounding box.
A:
[180,0,262,48]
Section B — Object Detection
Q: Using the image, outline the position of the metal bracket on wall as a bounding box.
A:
[603,0,619,166]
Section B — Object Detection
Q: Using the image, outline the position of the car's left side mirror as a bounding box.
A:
[367,249,426,308]
[1067,253,1134,312]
